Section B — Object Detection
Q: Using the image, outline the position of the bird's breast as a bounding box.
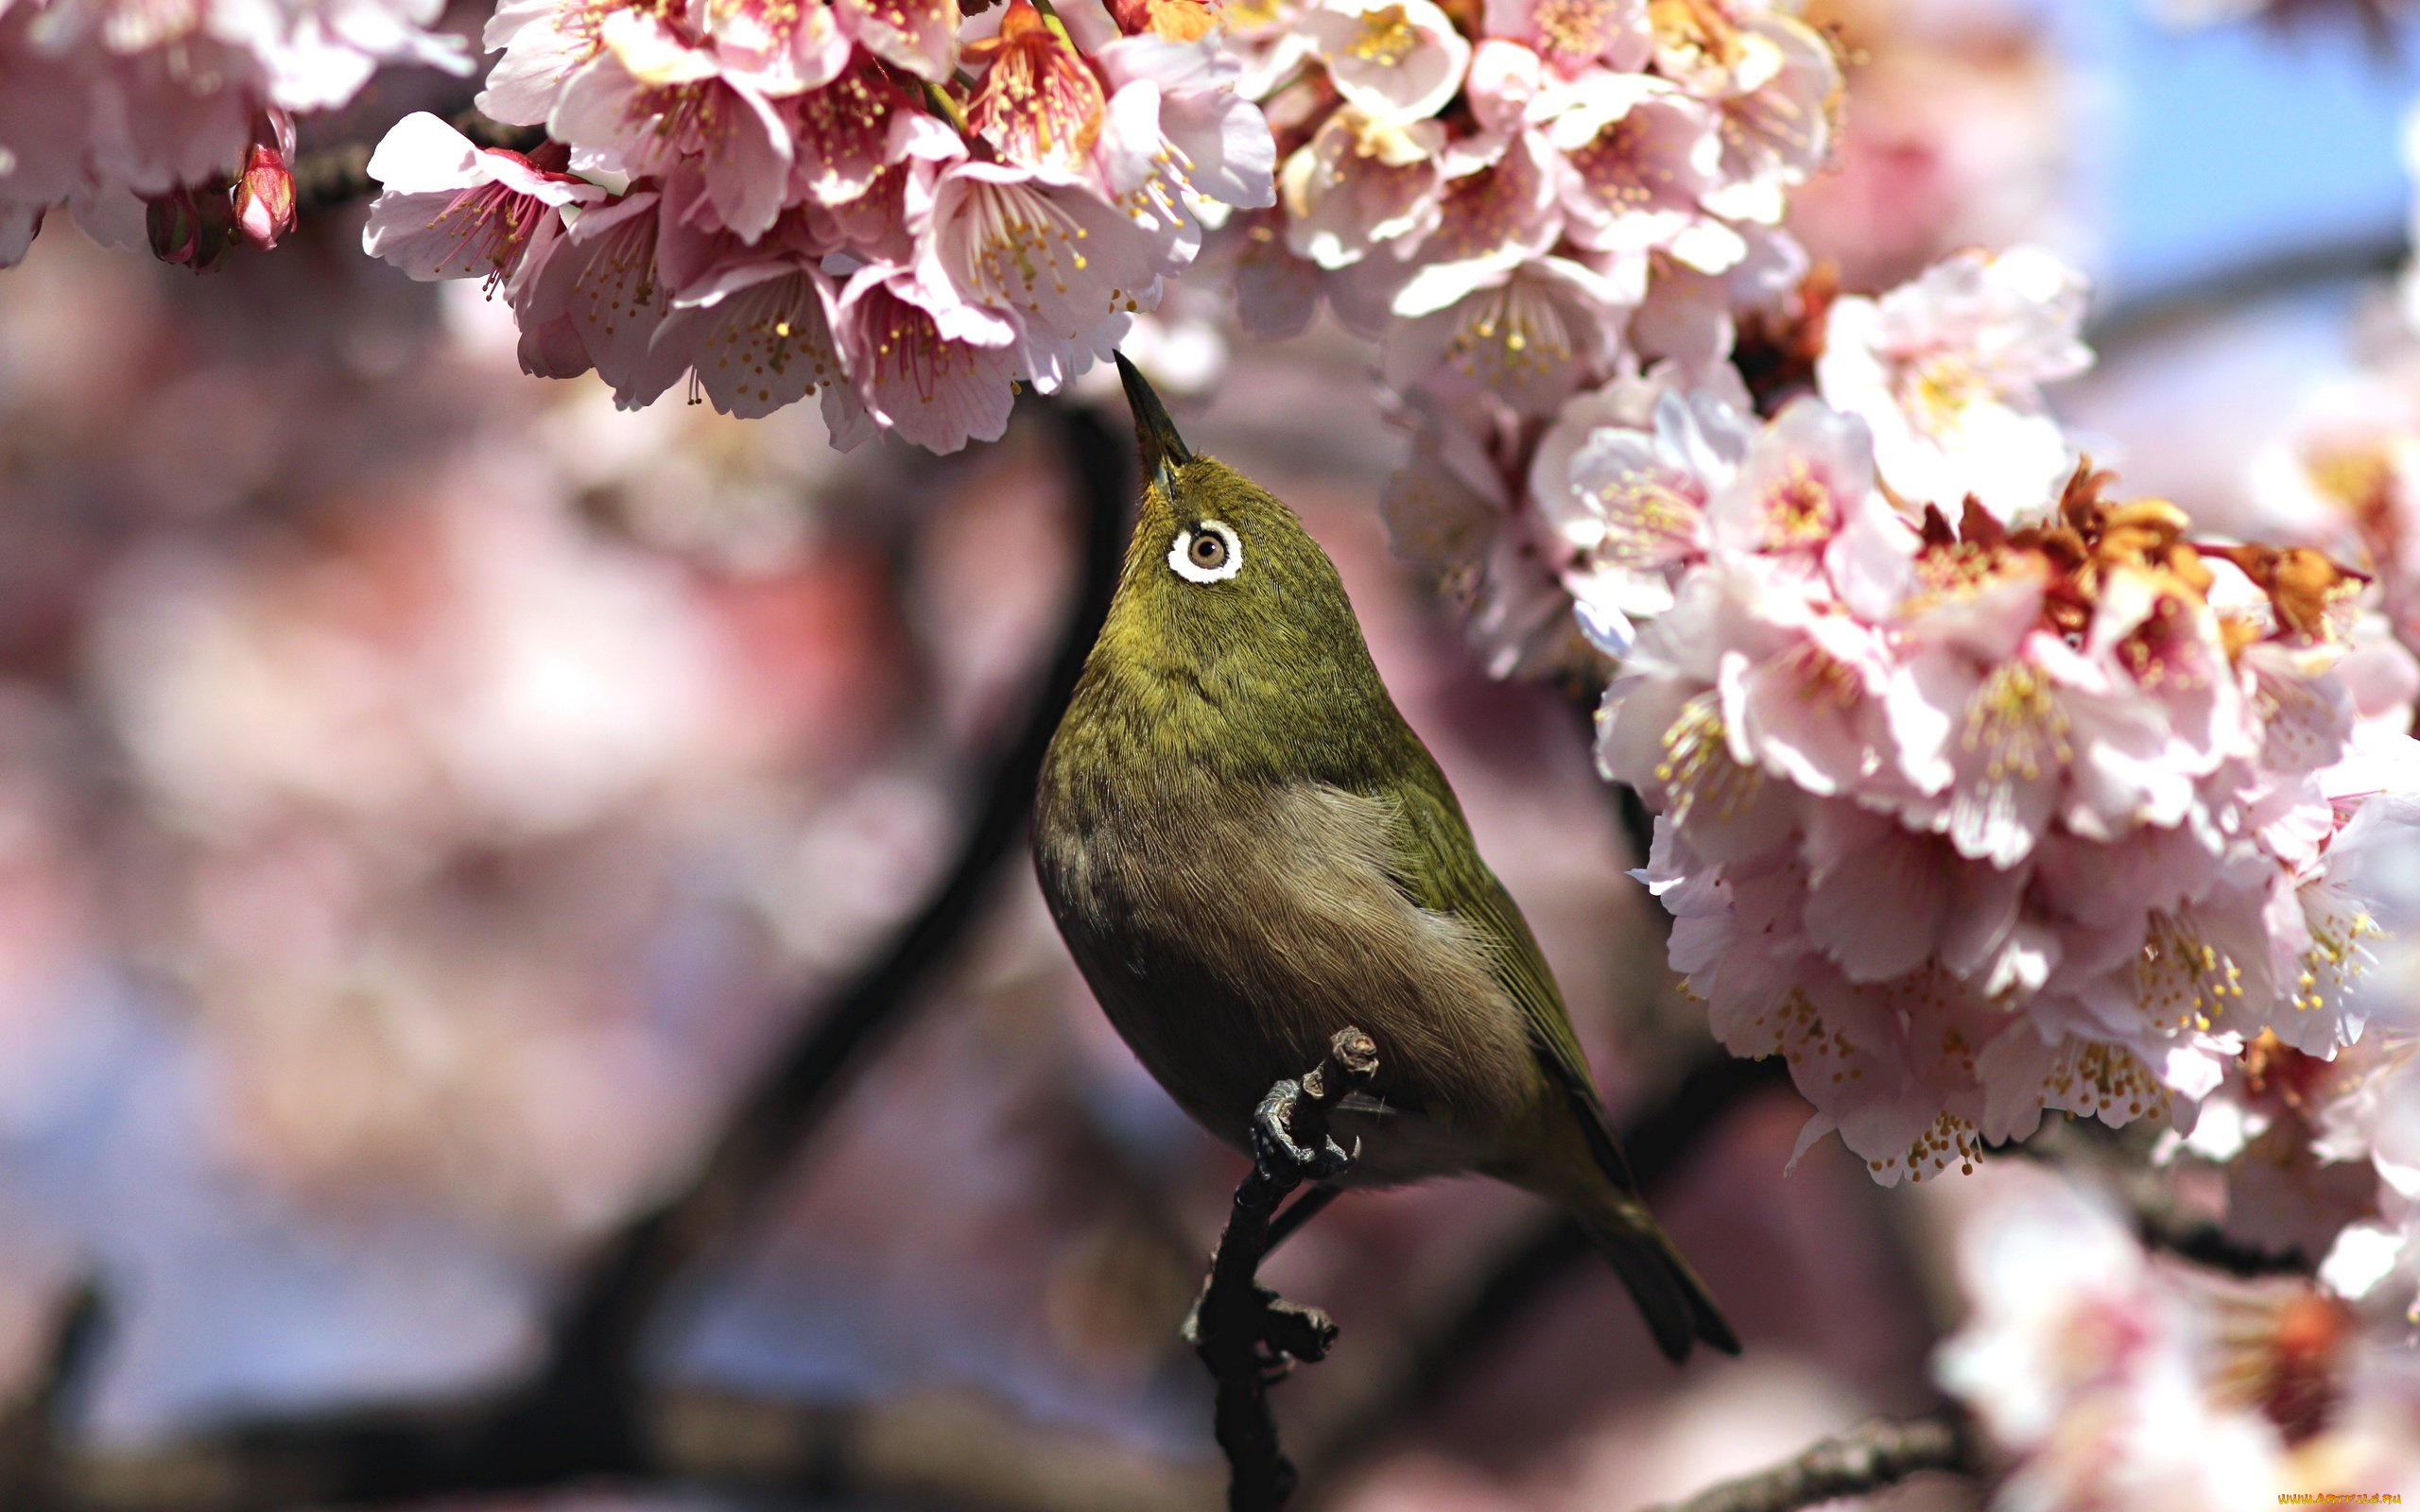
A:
[1032,768,1539,1177]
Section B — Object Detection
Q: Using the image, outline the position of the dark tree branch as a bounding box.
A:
[1262,1183,1344,1256]
[2002,1120,2317,1279]
[1635,1413,1974,1512]
[1189,1029,1381,1512]
[2137,1211,2314,1277]
[18,395,1130,1510]
[0,1282,109,1510]
[487,395,1130,1482]
[46,1384,1220,1512]
[2083,227,2408,356]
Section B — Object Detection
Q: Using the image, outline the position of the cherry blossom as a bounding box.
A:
[1094,27,1280,234]
[347,0,1273,439]
[1384,253,1640,417]
[2165,1005,2420,1328]
[1938,1161,2420,1508]
[544,9,806,242]
[1378,384,1590,677]
[1543,75,1737,269]
[1481,0,1647,77]
[1301,0,1474,122]
[510,188,684,405]
[966,0,1107,177]
[1816,246,2093,522]
[1698,9,1838,228]
[919,161,1175,395]
[2310,1008,2420,1323]
[833,0,961,82]
[233,112,298,250]
[1533,375,1748,648]
[364,112,607,288]
[655,255,865,426]
[837,264,1019,453]
[1221,0,1849,661]
[1599,407,2417,1182]
[1277,108,1448,271]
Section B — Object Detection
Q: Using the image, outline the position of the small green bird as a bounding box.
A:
[1031,355,1737,1362]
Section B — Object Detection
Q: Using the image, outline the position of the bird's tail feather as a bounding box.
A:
[1549,1078,1737,1361]
[1577,1199,1739,1363]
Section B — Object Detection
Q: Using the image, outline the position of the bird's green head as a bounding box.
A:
[1080,355,1407,783]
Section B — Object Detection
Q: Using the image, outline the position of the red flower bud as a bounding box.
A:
[233,142,297,250]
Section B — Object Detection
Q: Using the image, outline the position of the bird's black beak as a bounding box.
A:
[1114,351,1191,501]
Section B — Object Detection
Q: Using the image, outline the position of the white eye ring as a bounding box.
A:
[1167,519,1243,584]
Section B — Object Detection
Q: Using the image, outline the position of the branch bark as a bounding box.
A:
[19,395,1131,1510]
[2136,1211,2313,1278]
[1190,1029,1381,1512]
[1635,1413,1974,1512]
[2083,226,2407,356]
[489,394,1132,1485]
[47,1384,1219,1512]
[0,1282,109,1511]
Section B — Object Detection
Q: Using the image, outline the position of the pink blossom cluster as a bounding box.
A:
[1937,1167,2420,1510]
[2215,363,2420,1318]
[1204,0,1853,665]
[1581,365,2419,1183]
[1220,0,1839,384]
[1384,244,2092,678]
[360,0,1274,450]
[0,0,470,266]
[2130,110,2420,1322]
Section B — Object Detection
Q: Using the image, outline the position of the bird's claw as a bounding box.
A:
[1252,1079,1354,1182]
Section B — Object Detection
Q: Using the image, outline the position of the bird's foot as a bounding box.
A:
[1252,1078,1355,1184]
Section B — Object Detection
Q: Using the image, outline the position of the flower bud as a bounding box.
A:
[145,187,238,273]
[233,142,297,250]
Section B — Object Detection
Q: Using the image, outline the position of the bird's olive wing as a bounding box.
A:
[1365,763,1638,1190]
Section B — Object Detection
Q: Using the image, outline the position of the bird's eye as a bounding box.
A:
[1167,519,1243,584]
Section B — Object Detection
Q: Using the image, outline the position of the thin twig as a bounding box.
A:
[1191,1029,1381,1512]
[1635,1412,1974,1512]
